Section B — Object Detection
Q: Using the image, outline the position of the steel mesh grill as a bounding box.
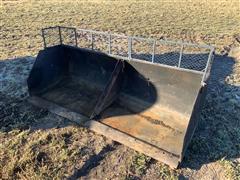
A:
[42,27,60,47]
[181,46,209,71]
[61,27,76,46]
[91,33,109,53]
[131,38,153,62]
[41,26,214,83]
[110,35,128,57]
[154,42,180,67]
[76,30,92,49]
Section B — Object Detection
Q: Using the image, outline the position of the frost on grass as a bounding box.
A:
[0,56,35,99]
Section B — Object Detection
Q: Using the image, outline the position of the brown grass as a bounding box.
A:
[1,0,239,59]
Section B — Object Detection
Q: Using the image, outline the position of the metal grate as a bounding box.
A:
[60,27,77,47]
[42,27,60,47]
[131,37,154,62]
[76,30,92,49]
[42,26,77,47]
[110,35,128,57]
[181,45,210,71]
[154,41,181,67]
[41,26,214,84]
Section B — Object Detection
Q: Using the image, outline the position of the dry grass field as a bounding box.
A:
[1,0,240,59]
[0,0,240,179]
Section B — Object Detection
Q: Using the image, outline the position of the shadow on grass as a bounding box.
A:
[0,53,239,176]
[181,54,240,170]
[68,143,119,180]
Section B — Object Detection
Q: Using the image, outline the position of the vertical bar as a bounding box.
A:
[201,47,214,85]
[108,34,111,54]
[128,37,132,59]
[91,33,93,50]
[58,26,62,45]
[41,29,46,49]
[152,40,156,63]
[74,28,78,47]
[178,44,184,67]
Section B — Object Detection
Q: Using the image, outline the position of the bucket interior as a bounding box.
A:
[28,45,204,157]
[99,61,203,155]
[28,45,120,117]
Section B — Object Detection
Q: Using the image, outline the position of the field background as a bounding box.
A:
[1,0,240,59]
[1,0,240,179]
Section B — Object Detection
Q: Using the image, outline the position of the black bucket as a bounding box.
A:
[28,45,206,167]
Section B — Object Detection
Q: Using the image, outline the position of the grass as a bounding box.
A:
[220,158,240,179]
[0,126,108,179]
[131,153,152,176]
[1,0,240,179]
[0,95,109,179]
[1,0,240,59]
[127,153,178,179]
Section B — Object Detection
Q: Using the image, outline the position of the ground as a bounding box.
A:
[0,0,240,179]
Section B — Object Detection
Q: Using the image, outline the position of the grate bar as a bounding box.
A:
[178,44,184,68]
[128,37,132,59]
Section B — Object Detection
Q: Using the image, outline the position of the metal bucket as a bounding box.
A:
[27,26,214,168]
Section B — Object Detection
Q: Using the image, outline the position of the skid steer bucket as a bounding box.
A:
[28,26,214,168]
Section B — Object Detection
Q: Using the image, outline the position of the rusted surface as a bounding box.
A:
[28,96,180,168]
[117,93,189,129]
[139,114,177,130]
[100,102,188,156]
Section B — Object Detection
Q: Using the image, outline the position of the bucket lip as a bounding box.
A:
[61,44,110,56]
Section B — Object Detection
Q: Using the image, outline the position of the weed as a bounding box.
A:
[130,153,151,176]
[220,158,240,180]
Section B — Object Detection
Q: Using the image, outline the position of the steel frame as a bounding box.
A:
[41,26,214,84]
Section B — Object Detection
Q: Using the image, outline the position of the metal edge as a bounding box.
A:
[180,84,208,162]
